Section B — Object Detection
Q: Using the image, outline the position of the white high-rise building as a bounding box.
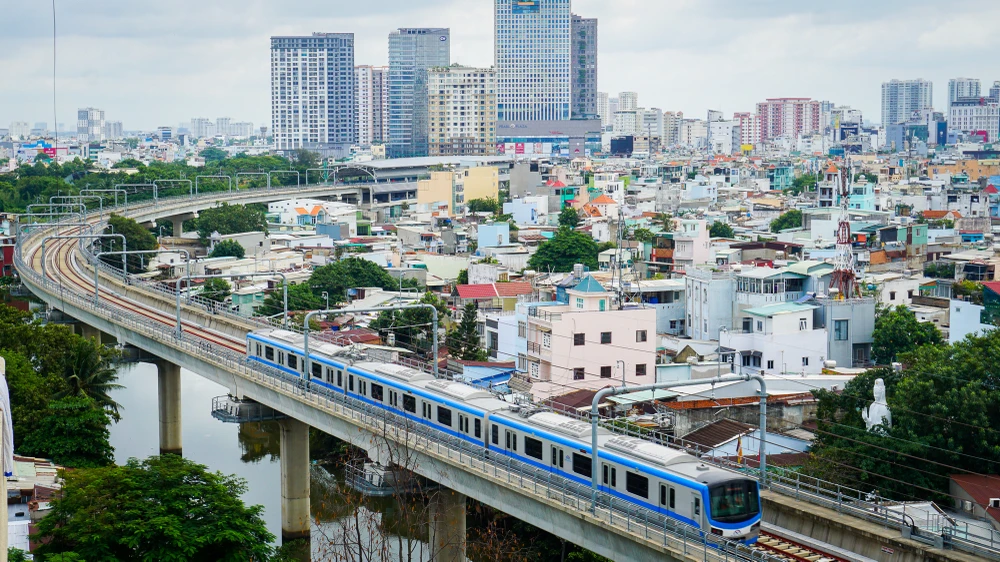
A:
[948,78,981,109]
[103,121,124,140]
[270,33,357,156]
[427,65,497,156]
[190,118,214,138]
[618,91,638,112]
[216,117,233,137]
[356,65,389,147]
[734,112,759,147]
[9,122,30,140]
[613,110,639,136]
[638,107,663,138]
[230,122,254,138]
[597,92,610,127]
[495,0,572,121]
[77,107,106,142]
[949,99,1000,143]
[881,79,933,126]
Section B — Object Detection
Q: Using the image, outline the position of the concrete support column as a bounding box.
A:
[429,488,466,562]
[279,418,311,542]
[77,322,101,342]
[155,361,182,456]
[170,217,184,237]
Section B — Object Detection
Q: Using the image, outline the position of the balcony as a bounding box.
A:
[528,307,563,323]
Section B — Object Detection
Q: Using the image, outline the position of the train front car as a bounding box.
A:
[705,476,760,544]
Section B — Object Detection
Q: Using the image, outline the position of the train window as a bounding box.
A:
[437,406,452,427]
[505,430,511,450]
[572,454,592,478]
[474,419,481,438]
[524,437,543,460]
[264,346,274,360]
[348,375,355,392]
[551,446,558,466]
[457,415,465,432]
[694,497,700,516]
[670,487,676,509]
[360,381,367,396]
[312,363,322,379]
[558,449,564,468]
[602,464,617,487]
[660,485,667,506]
[256,344,262,356]
[337,371,343,387]
[278,351,285,364]
[491,424,499,445]
[403,395,416,413]
[626,472,649,499]
[424,403,432,419]
[371,383,384,401]
[288,354,297,370]
[325,367,333,382]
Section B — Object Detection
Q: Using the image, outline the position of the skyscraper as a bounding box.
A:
[948,78,981,108]
[77,107,106,142]
[755,98,822,143]
[387,28,450,159]
[570,14,597,120]
[881,79,933,126]
[270,33,357,156]
[495,0,572,121]
[990,81,1000,103]
[356,65,389,147]
[596,92,610,127]
[427,65,497,156]
[618,92,638,112]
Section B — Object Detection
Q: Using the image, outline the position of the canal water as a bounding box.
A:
[108,362,434,560]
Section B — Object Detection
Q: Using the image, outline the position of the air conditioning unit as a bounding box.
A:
[964,500,974,512]
[990,498,1000,509]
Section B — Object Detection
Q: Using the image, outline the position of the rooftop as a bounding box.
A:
[744,302,818,317]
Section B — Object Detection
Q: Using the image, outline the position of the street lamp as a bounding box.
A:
[718,326,728,379]
[321,291,329,310]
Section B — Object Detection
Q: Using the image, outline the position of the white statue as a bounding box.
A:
[862,378,892,431]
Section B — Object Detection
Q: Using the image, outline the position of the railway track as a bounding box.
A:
[753,531,845,562]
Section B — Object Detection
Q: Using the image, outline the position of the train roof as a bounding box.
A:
[424,379,494,401]
[365,362,435,384]
[495,409,611,440]
[602,436,694,468]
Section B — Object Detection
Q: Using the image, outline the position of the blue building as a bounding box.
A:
[387,28,450,158]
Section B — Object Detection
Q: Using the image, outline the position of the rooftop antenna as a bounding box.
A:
[830,158,859,298]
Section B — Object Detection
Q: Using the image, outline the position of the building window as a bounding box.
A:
[573,367,584,380]
[530,362,540,378]
[756,320,763,331]
[599,299,606,311]
[575,297,584,309]
[518,321,526,338]
[799,318,808,331]
[834,320,849,341]
[636,364,647,376]
[574,333,585,346]
[889,291,896,301]
[636,330,647,342]
[802,357,809,367]
[542,332,551,348]
[767,360,774,370]
[600,366,612,378]
[601,332,612,344]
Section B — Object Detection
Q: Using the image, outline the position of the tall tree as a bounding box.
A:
[208,239,246,259]
[709,221,735,238]
[871,305,942,365]
[32,455,275,560]
[198,147,228,165]
[195,203,268,241]
[447,302,488,361]
[55,338,123,421]
[258,282,323,317]
[201,278,232,303]
[19,397,115,469]
[101,214,158,274]
[558,206,580,229]
[369,292,450,354]
[528,227,599,272]
[310,257,398,302]
[769,209,803,232]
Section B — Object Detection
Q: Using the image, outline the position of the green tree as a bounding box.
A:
[199,147,228,164]
[467,197,501,214]
[789,173,818,195]
[631,228,655,243]
[195,202,268,241]
[258,282,323,317]
[769,209,803,232]
[923,262,955,279]
[654,213,674,232]
[709,221,735,238]
[101,214,158,274]
[55,338,123,421]
[369,292,450,354]
[293,148,320,169]
[208,239,246,259]
[447,302,487,361]
[528,228,599,272]
[558,206,580,228]
[871,305,943,365]
[7,548,28,562]
[457,269,469,285]
[19,397,114,468]
[32,455,275,561]
[310,257,398,302]
[953,279,983,305]
[201,278,232,303]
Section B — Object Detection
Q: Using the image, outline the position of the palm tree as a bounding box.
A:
[56,339,124,421]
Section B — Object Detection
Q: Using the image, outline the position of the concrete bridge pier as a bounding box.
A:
[279,418,311,543]
[166,212,197,237]
[76,322,102,342]
[429,488,466,562]
[154,360,183,456]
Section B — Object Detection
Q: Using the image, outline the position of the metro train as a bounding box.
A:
[247,328,761,543]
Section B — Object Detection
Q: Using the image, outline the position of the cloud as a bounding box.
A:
[1,0,998,130]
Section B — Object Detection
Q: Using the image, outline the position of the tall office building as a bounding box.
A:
[949,99,1000,143]
[387,28,450,159]
[77,107,106,142]
[948,78,981,109]
[356,65,389,147]
[881,79,933,126]
[428,65,497,156]
[989,81,1000,103]
[619,92,638,112]
[638,108,663,138]
[216,117,233,137]
[495,0,572,121]
[570,14,597,119]
[270,33,357,156]
[190,118,214,138]
[596,92,610,127]
[755,98,822,143]
[103,121,124,140]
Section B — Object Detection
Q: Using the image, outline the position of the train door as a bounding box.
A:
[692,493,702,526]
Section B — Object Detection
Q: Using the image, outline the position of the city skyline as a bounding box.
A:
[3,0,1000,130]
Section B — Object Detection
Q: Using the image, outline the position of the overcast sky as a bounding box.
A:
[3,0,999,131]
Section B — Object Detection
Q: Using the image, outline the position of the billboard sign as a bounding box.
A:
[512,0,540,14]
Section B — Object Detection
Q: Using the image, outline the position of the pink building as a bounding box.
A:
[734,112,760,147]
[519,276,657,401]
[755,98,822,143]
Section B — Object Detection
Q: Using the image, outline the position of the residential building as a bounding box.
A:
[427,65,497,156]
[495,0,572,122]
[270,33,357,156]
[516,275,657,400]
[8,122,30,140]
[417,166,499,214]
[216,117,232,136]
[103,121,124,140]
[948,77,980,109]
[597,92,610,127]
[619,92,638,112]
[355,66,389,147]
[755,98,822,143]
[685,268,734,341]
[881,78,933,126]
[734,112,759,148]
[708,120,739,154]
[949,98,1000,143]
[638,108,664,138]
[672,219,712,272]
[612,110,639,136]
[990,81,1000,103]
[190,118,214,138]
[663,111,682,146]
[388,28,451,158]
[77,107,105,142]
[679,119,707,147]
[570,14,597,120]
[723,302,828,375]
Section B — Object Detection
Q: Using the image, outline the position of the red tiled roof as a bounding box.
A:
[986,184,998,194]
[495,281,533,297]
[590,194,616,204]
[922,210,962,219]
[951,474,1000,521]
[981,281,1000,296]
[456,284,498,299]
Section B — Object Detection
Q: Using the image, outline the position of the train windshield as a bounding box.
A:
[708,480,759,523]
